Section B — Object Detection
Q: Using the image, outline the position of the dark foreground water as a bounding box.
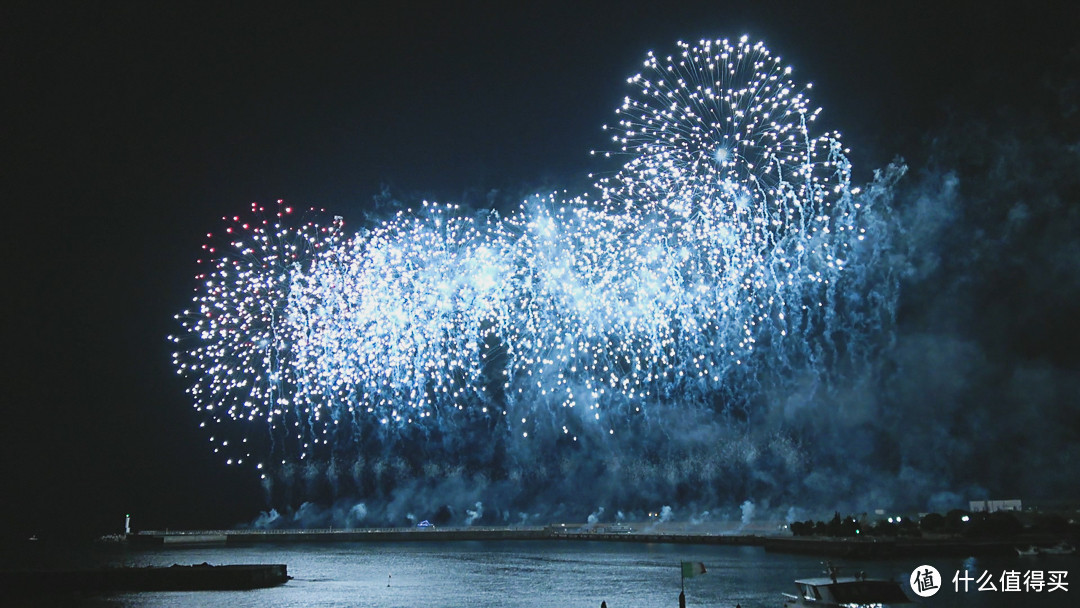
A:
[4,539,1075,607]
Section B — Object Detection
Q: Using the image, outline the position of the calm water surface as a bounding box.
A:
[5,539,1075,607]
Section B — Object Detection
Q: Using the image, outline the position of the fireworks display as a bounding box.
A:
[172,37,896,512]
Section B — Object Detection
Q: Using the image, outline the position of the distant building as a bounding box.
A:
[1025,499,1080,513]
[545,523,588,534]
[969,499,1022,513]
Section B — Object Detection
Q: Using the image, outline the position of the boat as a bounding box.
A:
[781,563,911,607]
[1040,542,1075,555]
[1016,545,1040,556]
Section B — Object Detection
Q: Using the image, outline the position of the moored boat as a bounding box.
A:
[781,563,911,607]
[1040,542,1076,555]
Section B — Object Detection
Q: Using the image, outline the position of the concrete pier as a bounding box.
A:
[129,526,764,546]
[127,526,1062,557]
[3,564,290,593]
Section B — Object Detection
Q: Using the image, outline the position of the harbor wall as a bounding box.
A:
[129,527,1066,557]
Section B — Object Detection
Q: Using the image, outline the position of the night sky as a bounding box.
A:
[5,1,1079,540]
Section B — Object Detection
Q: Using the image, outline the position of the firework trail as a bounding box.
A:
[173,37,897,515]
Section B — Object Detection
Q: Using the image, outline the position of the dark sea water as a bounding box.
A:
[4,539,1075,607]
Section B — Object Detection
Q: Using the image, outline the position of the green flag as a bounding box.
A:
[681,561,706,578]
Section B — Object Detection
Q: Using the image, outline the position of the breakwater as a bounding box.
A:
[3,564,289,593]
[126,526,1051,557]
[132,526,762,546]
[132,526,553,545]
[763,535,1061,557]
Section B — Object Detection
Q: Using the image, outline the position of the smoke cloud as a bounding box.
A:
[740,500,755,528]
[465,502,484,526]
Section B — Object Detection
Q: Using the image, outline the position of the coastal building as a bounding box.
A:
[968,499,1022,513]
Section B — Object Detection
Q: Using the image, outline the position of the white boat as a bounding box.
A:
[782,564,911,607]
[1016,545,1040,556]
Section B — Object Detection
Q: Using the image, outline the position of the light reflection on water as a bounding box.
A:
[4,540,1075,607]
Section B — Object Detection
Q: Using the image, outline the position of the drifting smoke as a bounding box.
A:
[174,36,1080,525]
[347,503,368,527]
[740,500,755,528]
[252,509,282,529]
[465,502,484,526]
